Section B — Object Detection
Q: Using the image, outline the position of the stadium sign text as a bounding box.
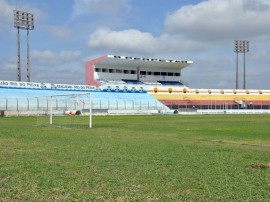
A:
[0,80,96,91]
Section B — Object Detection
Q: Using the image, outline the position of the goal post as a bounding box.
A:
[37,92,92,128]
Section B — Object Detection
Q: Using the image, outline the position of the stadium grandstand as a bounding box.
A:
[1,54,270,116]
[85,55,270,111]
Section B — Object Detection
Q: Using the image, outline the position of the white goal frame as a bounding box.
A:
[49,93,92,128]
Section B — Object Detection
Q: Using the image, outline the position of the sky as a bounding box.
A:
[1,0,270,89]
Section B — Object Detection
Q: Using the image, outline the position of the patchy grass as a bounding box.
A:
[0,114,270,201]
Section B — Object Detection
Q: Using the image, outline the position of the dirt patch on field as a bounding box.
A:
[212,140,270,147]
[249,163,270,169]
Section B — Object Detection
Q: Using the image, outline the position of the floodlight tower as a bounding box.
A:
[13,10,34,82]
[243,40,249,89]
[234,40,240,89]
[234,40,249,89]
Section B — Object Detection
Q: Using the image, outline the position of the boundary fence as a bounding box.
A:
[1,98,270,116]
[0,97,167,112]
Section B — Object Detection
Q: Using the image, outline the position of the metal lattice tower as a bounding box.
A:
[13,10,34,82]
[234,40,250,89]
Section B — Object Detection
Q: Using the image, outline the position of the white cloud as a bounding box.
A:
[88,28,159,54]
[71,0,131,20]
[87,28,207,55]
[165,0,270,42]
[31,50,81,66]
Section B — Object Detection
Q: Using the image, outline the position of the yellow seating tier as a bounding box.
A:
[149,93,270,101]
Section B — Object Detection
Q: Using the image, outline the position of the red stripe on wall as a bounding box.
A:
[85,55,107,85]
[158,100,270,106]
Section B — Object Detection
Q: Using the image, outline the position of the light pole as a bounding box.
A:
[13,10,34,82]
[234,41,239,89]
[234,40,249,89]
[243,40,249,89]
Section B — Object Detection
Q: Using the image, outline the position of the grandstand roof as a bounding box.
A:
[93,55,193,70]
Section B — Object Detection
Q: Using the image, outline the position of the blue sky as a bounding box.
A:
[1,0,270,89]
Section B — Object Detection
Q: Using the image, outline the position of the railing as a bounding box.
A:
[2,98,269,115]
[0,97,167,112]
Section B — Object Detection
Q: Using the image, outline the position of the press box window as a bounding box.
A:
[95,68,101,72]
[140,71,146,75]
[161,72,167,76]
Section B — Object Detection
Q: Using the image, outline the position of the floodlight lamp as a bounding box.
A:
[13,10,34,30]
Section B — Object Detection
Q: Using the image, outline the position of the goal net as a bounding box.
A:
[37,93,92,128]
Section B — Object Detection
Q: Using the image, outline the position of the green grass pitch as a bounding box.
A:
[0,114,270,201]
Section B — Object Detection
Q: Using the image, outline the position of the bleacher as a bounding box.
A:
[143,81,161,85]
[121,79,144,84]
[0,88,167,112]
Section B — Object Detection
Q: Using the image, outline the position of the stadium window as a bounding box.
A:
[154,72,160,76]
[140,71,146,75]
[109,69,113,73]
[147,71,152,75]
[124,70,129,74]
[161,72,167,76]
[131,70,136,74]
[174,73,180,76]
[95,68,101,72]
[116,69,122,73]
[102,68,107,72]
[168,72,173,76]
